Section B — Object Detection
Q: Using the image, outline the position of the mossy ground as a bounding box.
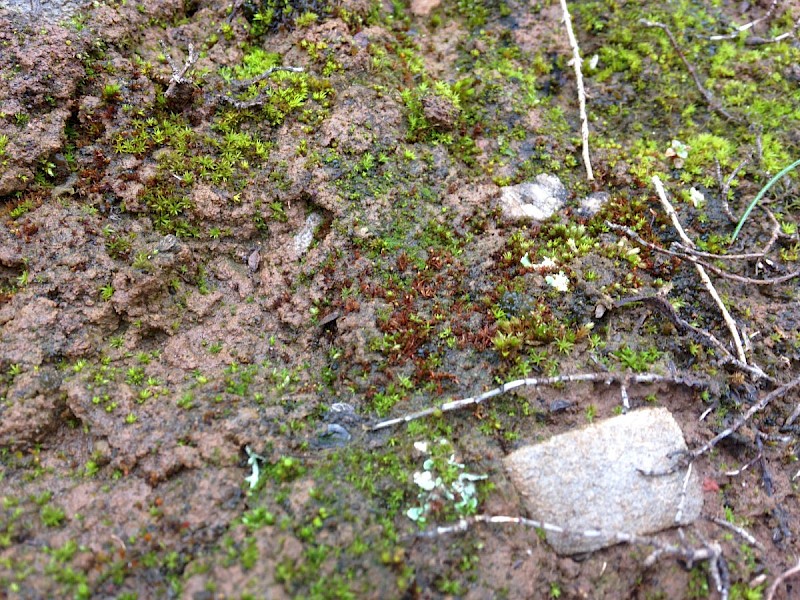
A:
[1,0,799,597]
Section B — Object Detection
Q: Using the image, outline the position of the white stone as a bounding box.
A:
[577,191,610,217]
[504,407,703,555]
[292,212,323,258]
[499,174,567,221]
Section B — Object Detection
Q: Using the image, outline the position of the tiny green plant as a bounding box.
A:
[102,83,122,102]
[132,251,153,272]
[99,284,114,301]
[40,504,66,527]
[9,200,33,219]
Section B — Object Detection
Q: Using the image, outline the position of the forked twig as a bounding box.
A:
[652,176,748,366]
[606,222,800,286]
[161,42,199,99]
[559,0,594,181]
[709,0,779,40]
[766,559,800,600]
[746,19,800,45]
[368,372,705,431]
[612,294,771,383]
[688,374,800,462]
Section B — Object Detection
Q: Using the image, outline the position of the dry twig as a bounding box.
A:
[723,453,761,477]
[709,0,780,40]
[708,516,766,553]
[161,42,199,99]
[218,66,305,109]
[688,374,800,462]
[559,0,594,181]
[674,462,694,524]
[612,294,771,382]
[716,157,749,222]
[766,559,800,600]
[606,222,800,286]
[746,18,800,45]
[416,516,728,596]
[368,372,705,431]
[652,176,748,366]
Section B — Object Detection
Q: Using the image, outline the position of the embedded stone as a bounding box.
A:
[499,174,567,221]
[504,407,702,555]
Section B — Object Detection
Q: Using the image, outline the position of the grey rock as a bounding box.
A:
[315,424,352,449]
[326,402,361,428]
[292,212,323,258]
[577,191,610,217]
[499,174,567,221]
[504,407,702,555]
[548,399,573,413]
[247,248,261,273]
[155,234,180,254]
[3,0,90,21]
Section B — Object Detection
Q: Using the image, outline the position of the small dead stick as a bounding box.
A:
[606,222,800,286]
[368,372,704,431]
[160,42,199,99]
[688,374,800,463]
[417,516,727,587]
[708,516,766,553]
[613,294,771,383]
[766,559,800,600]
[652,176,748,366]
[756,435,793,544]
[709,0,779,40]
[229,66,304,90]
[218,66,305,109]
[559,0,593,181]
[640,20,740,123]
[746,18,800,45]
[717,158,749,222]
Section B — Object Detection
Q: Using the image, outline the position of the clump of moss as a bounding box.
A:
[240,0,334,36]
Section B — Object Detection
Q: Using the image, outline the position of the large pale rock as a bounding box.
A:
[499,174,567,221]
[504,407,702,555]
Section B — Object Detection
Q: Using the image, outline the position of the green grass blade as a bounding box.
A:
[731,158,800,243]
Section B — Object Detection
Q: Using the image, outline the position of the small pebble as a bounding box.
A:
[247,248,261,273]
[156,234,179,254]
[549,399,573,413]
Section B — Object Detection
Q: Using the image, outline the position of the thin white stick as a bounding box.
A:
[766,559,800,600]
[709,0,778,40]
[784,400,800,427]
[674,462,693,524]
[418,514,723,571]
[708,516,766,552]
[559,0,594,181]
[652,176,747,364]
[369,372,703,431]
[690,374,800,460]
